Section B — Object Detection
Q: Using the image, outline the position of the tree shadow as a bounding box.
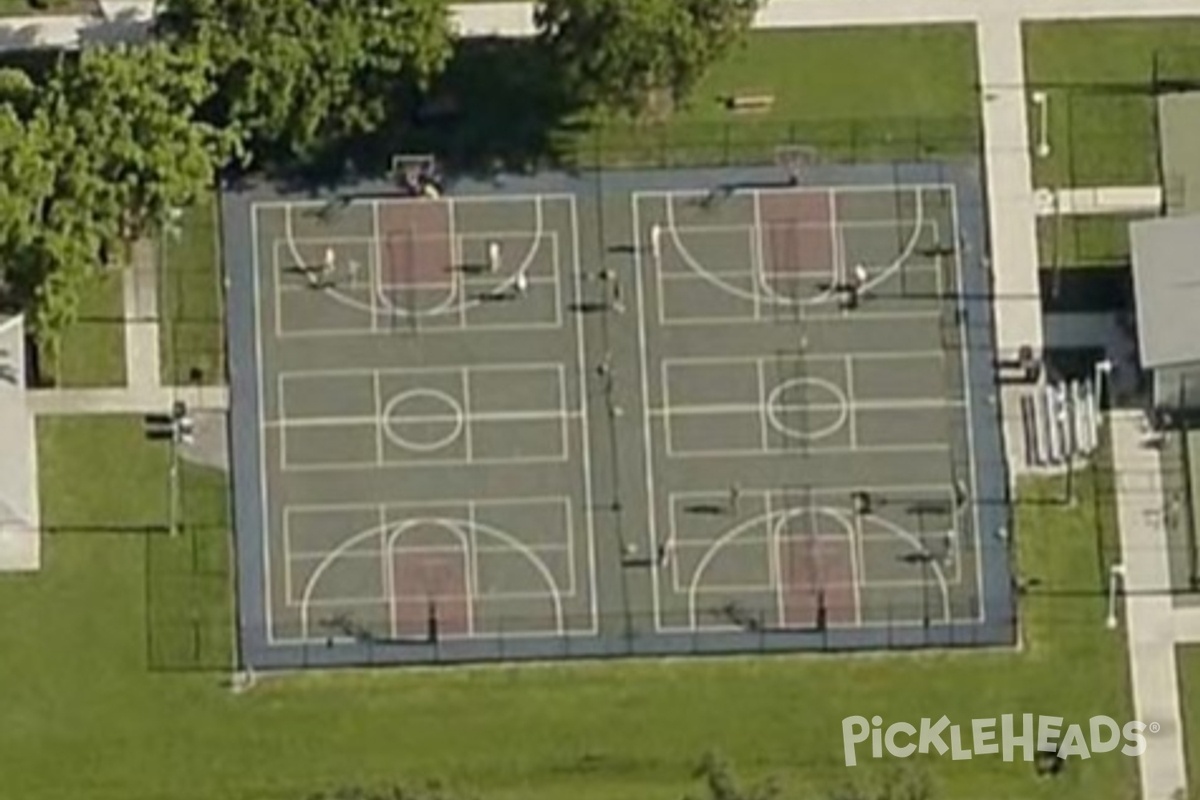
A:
[258,36,586,191]
[404,36,583,177]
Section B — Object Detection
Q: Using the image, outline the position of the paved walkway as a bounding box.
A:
[1111,410,1189,800]
[27,384,228,415]
[123,239,161,391]
[1036,185,1165,216]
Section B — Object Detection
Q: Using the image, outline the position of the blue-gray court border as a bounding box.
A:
[223,161,1015,670]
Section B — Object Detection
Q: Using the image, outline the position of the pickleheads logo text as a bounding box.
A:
[841,714,1154,766]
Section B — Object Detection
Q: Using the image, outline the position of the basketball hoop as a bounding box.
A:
[391,153,442,198]
[775,145,818,186]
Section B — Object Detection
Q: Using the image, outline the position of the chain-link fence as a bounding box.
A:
[240,602,1017,669]
[558,115,981,171]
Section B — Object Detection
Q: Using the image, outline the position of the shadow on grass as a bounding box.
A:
[249,37,584,192]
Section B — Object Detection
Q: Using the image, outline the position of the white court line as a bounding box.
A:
[294,540,572,561]
[635,184,956,203]
[657,309,944,328]
[755,359,770,451]
[282,509,295,606]
[385,520,475,637]
[467,499,479,605]
[648,397,964,418]
[568,197,599,634]
[844,355,858,449]
[283,451,570,472]
[830,188,848,320]
[251,207,279,644]
[556,363,570,471]
[662,350,946,369]
[372,371,384,466]
[766,492,783,625]
[369,199,382,332]
[277,318,566,340]
[751,192,763,321]
[948,183,987,625]
[632,193,663,631]
[667,443,950,460]
[286,495,586,517]
[378,504,390,616]
[668,483,955,501]
[450,197,467,329]
[270,410,584,428]
[656,261,942,283]
[279,360,568,381]
[276,372,290,472]
[460,367,475,463]
[252,193,578,213]
[659,360,675,460]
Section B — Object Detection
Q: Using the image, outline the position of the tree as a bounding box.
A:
[158,0,453,166]
[0,43,235,380]
[0,105,53,266]
[685,753,780,800]
[536,0,761,118]
[36,43,239,243]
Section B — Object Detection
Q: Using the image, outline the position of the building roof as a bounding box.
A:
[1131,216,1200,370]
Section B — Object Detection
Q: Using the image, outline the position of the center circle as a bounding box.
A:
[765,377,849,442]
[381,389,464,452]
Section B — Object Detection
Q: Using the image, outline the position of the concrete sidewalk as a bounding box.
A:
[1111,410,1189,800]
[27,385,228,415]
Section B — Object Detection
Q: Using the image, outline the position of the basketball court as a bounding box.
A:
[223,163,1013,668]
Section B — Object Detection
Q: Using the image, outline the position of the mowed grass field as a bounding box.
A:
[52,268,125,388]
[434,26,981,171]
[160,195,224,387]
[0,417,1136,800]
[581,26,980,166]
[1025,19,1200,188]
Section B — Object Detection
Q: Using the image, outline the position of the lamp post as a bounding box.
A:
[1094,358,1114,412]
[1032,91,1051,159]
[1106,563,1126,630]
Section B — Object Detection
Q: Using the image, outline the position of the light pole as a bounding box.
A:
[167,401,195,538]
[1032,91,1051,159]
[1106,563,1126,630]
[1094,358,1114,412]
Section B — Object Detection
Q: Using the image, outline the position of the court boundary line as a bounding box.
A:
[632,193,664,630]
[251,192,579,212]
[269,195,569,338]
[569,197,600,636]
[288,496,584,640]
[638,186,932,326]
[386,521,476,639]
[949,183,988,626]
[251,206,280,644]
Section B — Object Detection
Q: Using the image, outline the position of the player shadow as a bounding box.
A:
[683,502,732,516]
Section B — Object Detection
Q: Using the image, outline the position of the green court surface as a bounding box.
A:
[231,165,999,666]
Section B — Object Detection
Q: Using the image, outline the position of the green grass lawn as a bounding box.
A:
[0,417,1138,800]
[431,26,980,172]
[1036,214,1151,269]
[1178,645,1200,793]
[160,195,225,387]
[581,26,980,167]
[1024,19,1200,188]
[50,268,126,388]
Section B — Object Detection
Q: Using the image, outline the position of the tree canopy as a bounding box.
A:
[0,44,232,375]
[158,0,454,165]
[535,0,761,118]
